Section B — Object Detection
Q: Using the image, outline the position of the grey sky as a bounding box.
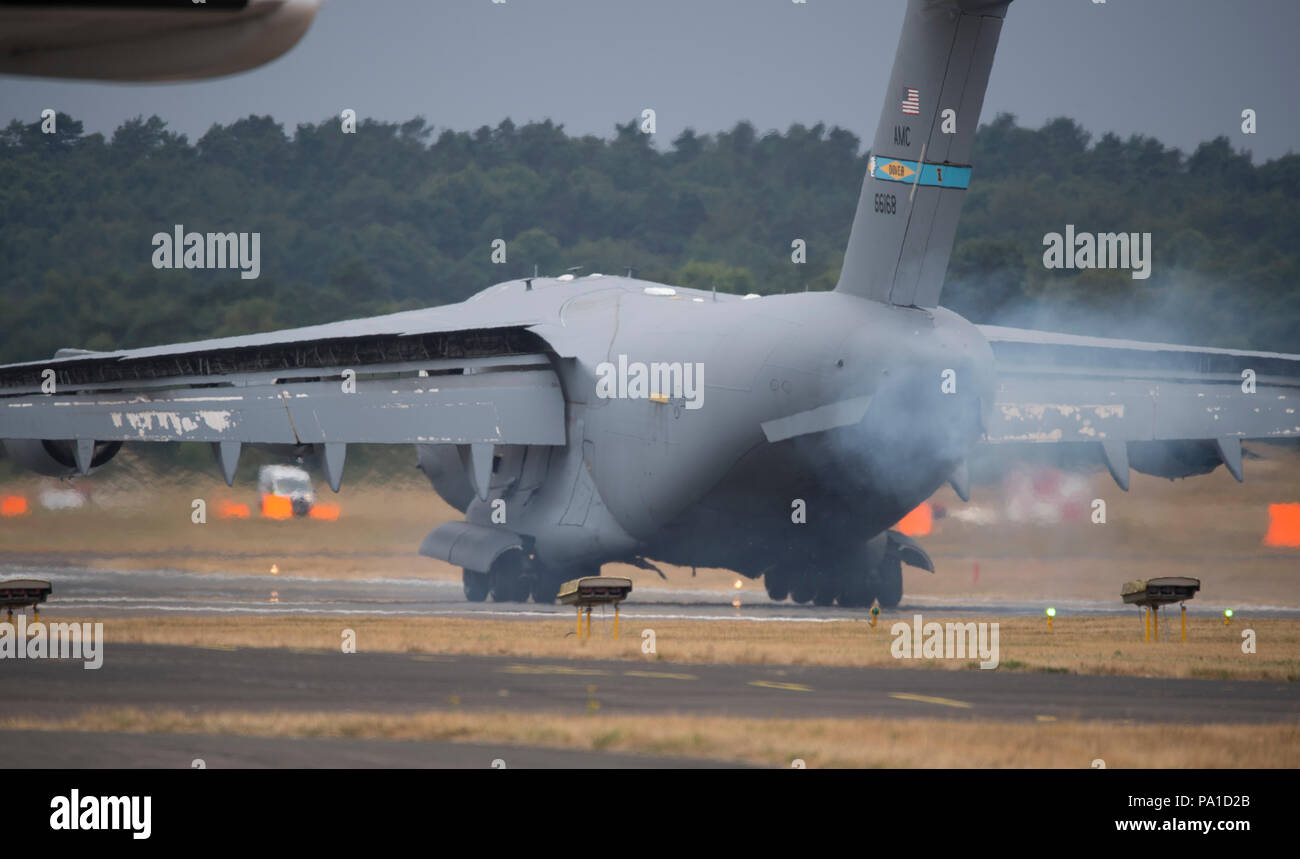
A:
[1,0,1295,160]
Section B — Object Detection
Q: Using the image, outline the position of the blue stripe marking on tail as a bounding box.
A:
[869,156,971,189]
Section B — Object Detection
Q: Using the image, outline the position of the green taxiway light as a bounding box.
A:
[1224,609,1234,618]
[1046,607,1057,617]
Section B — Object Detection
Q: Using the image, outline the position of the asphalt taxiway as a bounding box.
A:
[4,644,1297,726]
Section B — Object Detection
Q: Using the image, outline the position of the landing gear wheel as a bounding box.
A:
[790,572,816,604]
[872,556,903,609]
[489,550,531,602]
[462,569,489,602]
[490,571,531,602]
[838,571,873,609]
[531,569,561,604]
[764,569,790,602]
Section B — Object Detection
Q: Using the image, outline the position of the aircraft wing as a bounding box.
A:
[0,283,572,484]
[979,324,1300,488]
[0,0,319,82]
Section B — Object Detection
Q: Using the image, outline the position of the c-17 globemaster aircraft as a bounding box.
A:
[2,0,1298,608]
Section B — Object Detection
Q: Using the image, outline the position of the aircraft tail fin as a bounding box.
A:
[835,0,1011,308]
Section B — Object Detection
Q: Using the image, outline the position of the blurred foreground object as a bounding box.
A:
[0,0,319,82]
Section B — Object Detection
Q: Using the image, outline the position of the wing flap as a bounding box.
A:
[0,323,567,448]
[0,369,564,447]
[2,385,300,445]
[981,325,1300,446]
[285,371,565,446]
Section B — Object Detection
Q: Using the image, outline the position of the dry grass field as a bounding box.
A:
[72,614,1300,681]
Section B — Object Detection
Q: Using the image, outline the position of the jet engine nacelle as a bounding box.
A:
[1,438,122,477]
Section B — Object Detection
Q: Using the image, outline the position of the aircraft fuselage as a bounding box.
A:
[439,276,995,583]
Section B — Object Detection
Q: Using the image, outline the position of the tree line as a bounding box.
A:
[1,111,1296,365]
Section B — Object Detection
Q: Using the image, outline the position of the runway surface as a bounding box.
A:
[6,562,1300,621]
[5,644,1298,725]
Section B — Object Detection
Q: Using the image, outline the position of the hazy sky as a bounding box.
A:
[1,0,1295,160]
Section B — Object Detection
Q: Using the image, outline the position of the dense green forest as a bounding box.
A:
[1,111,1297,365]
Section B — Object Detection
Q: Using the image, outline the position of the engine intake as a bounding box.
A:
[1,439,122,477]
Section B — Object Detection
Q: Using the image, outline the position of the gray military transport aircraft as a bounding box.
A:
[2,0,1298,608]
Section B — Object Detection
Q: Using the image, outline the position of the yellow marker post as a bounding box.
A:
[1046,606,1056,632]
[870,606,879,630]
[1181,604,1187,643]
[576,608,584,640]
[1144,608,1150,643]
[1152,606,1159,642]
[613,605,620,640]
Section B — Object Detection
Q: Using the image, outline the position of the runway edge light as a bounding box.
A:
[558,576,632,641]
[1,579,51,623]
[1121,577,1200,643]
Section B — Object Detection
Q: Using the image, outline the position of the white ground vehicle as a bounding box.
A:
[257,465,316,518]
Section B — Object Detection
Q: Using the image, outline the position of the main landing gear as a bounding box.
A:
[763,551,908,609]
[460,554,578,605]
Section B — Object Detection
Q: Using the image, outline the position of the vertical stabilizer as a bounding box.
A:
[836,0,1011,307]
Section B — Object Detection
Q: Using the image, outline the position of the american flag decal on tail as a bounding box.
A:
[901,87,920,115]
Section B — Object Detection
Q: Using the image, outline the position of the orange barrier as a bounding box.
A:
[1265,503,1300,548]
[0,495,30,517]
[217,500,251,519]
[308,503,340,521]
[895,502,933,537]
[306,501,340,522]
[260,494,294,520]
